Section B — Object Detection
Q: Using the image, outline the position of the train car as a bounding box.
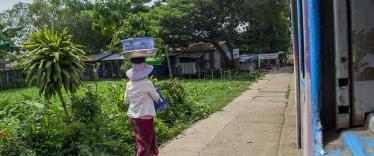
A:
[290,0,374,155]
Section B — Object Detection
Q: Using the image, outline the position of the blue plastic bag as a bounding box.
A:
[154,89,170,111]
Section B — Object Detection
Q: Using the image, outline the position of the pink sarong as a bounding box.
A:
[130,117,158,156]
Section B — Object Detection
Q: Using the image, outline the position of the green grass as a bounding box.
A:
[0,79,259,111]
[181,80,255,112]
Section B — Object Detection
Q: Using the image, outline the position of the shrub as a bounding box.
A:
[155,80,210,127]
[71,86,102,124]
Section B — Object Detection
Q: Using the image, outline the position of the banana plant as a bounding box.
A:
[21,27,87,120]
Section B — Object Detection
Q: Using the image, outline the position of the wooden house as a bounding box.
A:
[101,54,125,78]
[175,41,233,78]
[0,59,11,70]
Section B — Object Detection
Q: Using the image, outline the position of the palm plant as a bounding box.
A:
[21,27,86,119]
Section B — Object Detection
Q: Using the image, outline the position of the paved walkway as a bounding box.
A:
[160,67,301,156]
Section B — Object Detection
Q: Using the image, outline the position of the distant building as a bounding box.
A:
[175,41,233,78]
[101,54,125,78]
[83,52,112,80]
[239,54,258,71]
[0,59,11,70]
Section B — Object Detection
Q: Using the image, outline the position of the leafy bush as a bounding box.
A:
[155,80,210,127]
[71,86,101,123]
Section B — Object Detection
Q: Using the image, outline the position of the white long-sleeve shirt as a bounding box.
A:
[125,79,160,118]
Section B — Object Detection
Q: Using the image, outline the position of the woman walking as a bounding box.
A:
[125,57,160,156]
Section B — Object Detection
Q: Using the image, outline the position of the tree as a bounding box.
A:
[192,0,240,66]
[85,0,156,52]
[86,0,132,38]
[151,0,290,55]
[149,0,252,67]
[109,13,161,52]
[28,0,108,52]
[0,1,109,53]
[0,22,19,59]
[236,0,290,53]
[0,2,35,46]
[21,27,86,119]
[147,0,195,48]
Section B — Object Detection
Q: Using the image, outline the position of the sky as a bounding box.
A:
[0,0,33,11]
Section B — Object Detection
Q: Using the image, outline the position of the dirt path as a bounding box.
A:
[159,67,300,156]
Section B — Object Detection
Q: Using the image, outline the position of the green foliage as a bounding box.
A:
[88,0,132,37]
[120,58,133,73]
[21,27,86,99]
[21,27,86,118]
[71,87,101,123]
[1,0,290,56]
[0,22,20,59]
[237,0,291,53]
[148,0,195,47]
[109,13,161,52]
[0,2,33,46]
[28,0,108,52]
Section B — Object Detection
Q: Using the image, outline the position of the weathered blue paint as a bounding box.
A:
[306,0,324,155]
[326,149,344,156]
[326,132,374,156]
[343,132,369,156]
[363,137,374,149]
[347,133,374,155]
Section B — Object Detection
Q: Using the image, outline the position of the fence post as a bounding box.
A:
[220,69,223,80]
[6,71,9,87]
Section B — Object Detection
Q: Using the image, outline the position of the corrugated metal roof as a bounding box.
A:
[179,42,216,53]
[102,54,124,61]
[178,52,206,58]
[178,41,228,53]
[86,52,111,61]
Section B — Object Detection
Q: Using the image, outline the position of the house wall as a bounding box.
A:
[214,51,221,69]
[222,44,233,60]
[0,69,26,90]
[213,44,233,70]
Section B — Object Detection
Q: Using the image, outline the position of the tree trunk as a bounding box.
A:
[58,91,71,122]
[226,40,237,68]
[164,46,173,79]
